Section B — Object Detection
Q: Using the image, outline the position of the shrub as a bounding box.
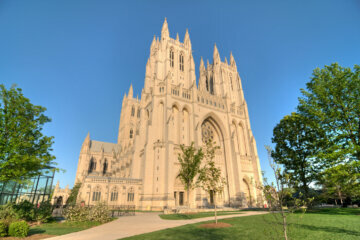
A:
[0,203,17,221]
[13,200,35,221]
[64,202,111,223]
[8,221,29,237]
[0,221,8,237]
[34,201,54,223]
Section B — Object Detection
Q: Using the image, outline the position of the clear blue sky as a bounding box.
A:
[1,0,359,188]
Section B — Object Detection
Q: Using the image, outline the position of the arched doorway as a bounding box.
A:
[200,117,230,206]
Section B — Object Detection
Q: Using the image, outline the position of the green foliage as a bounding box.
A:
[0,200,53,223]
[66,183,81,206]
[0,84,57,183]
[34,201,54,223]
[63,202,111,223]
[8,220,29,237]
[317,161,360,205]
[298,63,360,165]
[271,112,325,197]
[0,202,17,220]
[177,142,204,207]
[0,221,8,237]
[13,200,35,221]
[198,139,226,201]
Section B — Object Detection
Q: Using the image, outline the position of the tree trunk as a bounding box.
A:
[281,207,288,240]
[214,194,217,224]
[338,190,343,206]
[187,188,190,210]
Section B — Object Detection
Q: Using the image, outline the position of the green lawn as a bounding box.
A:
[29,221,103,236]
[123,208,360,240]
[159,211,242,220]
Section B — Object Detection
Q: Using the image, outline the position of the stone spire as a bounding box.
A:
[55,180,60,189]
[230,52,236,68]
[184,29,191,49]
[200,57,205,72]
[150,35,156,53]
[161,17,169,39]
[176,33,179,41]
[213,43,220,64]
[128,84,133,98]
[82,132,90,152]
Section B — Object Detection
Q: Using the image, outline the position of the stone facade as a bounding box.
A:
[74,19,263,210]
[52,181,71,207]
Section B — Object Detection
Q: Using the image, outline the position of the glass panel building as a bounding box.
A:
[0,168,55,205]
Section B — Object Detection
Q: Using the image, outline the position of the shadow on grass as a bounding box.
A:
[306,208,360,215]
[292,223,360,237]
[28,228,46,235]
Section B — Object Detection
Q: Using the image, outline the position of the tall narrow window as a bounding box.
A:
[92,191,101,201]
[103,159,108,174]
[129,129,133,139]
[137,109,140,118]
[179,54,184,71]
[127,192,134,202]
[169,50,174,68]
[131,106,135,117]
[230,74,233,91]
[110,189,118,201]
[205,77,209,91]
[88,158,96,173]
[209,76,214,94]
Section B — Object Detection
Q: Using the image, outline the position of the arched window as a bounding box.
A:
[169,49,174,68]
[230,74,233,91]
[110,187,118,201]
[131,106,135,117]
[129,129,133,139]
[103,159,108,174]
[88,158,96,173]
[127,187,134,202]
[209,76,214,95]
[137,109,140,118]
[92,186,101,202]
[205,77,209,91]
[179,54,184,71]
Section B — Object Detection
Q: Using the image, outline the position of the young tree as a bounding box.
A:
[176,142,203,209]
[298,63,360,165]
[198,139,226,224]
[261,146,310,240]
[0,84,56,182]
[272,112,325,198]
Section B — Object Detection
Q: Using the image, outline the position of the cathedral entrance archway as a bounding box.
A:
[200,117,230,206]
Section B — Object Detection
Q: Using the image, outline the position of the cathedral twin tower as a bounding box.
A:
[74,19,263,209]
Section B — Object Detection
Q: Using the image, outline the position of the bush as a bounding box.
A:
[13,200,35,221]
[8,221,29,237]
[34,201,54,223]
[64,202,111,223]
[0,203,17,221]
[0,221,8,237]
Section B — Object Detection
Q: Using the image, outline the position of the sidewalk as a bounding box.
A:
[48,211,267,240]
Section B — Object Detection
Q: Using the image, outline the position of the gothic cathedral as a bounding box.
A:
[74,19,263,210]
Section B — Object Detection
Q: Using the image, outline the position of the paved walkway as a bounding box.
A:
[48,211,267,240]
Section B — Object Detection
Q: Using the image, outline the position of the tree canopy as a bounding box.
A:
[0,84,56,182]
[298,63,360,165]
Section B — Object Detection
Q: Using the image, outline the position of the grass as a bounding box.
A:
[122,208,360,240]
[159,211,242,220]
[29,221,103,236]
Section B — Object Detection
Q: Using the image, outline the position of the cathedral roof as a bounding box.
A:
[90,140,121,153]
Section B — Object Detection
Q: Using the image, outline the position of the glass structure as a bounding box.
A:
[0,168,55,205]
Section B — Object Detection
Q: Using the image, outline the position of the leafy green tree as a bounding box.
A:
[177,142,203,209]
[0,84,56,182]
[198,139,226,224]
[272,112,325,198]
[66,183,82,206]
[298,63,360,165]
[317,162,360,205]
